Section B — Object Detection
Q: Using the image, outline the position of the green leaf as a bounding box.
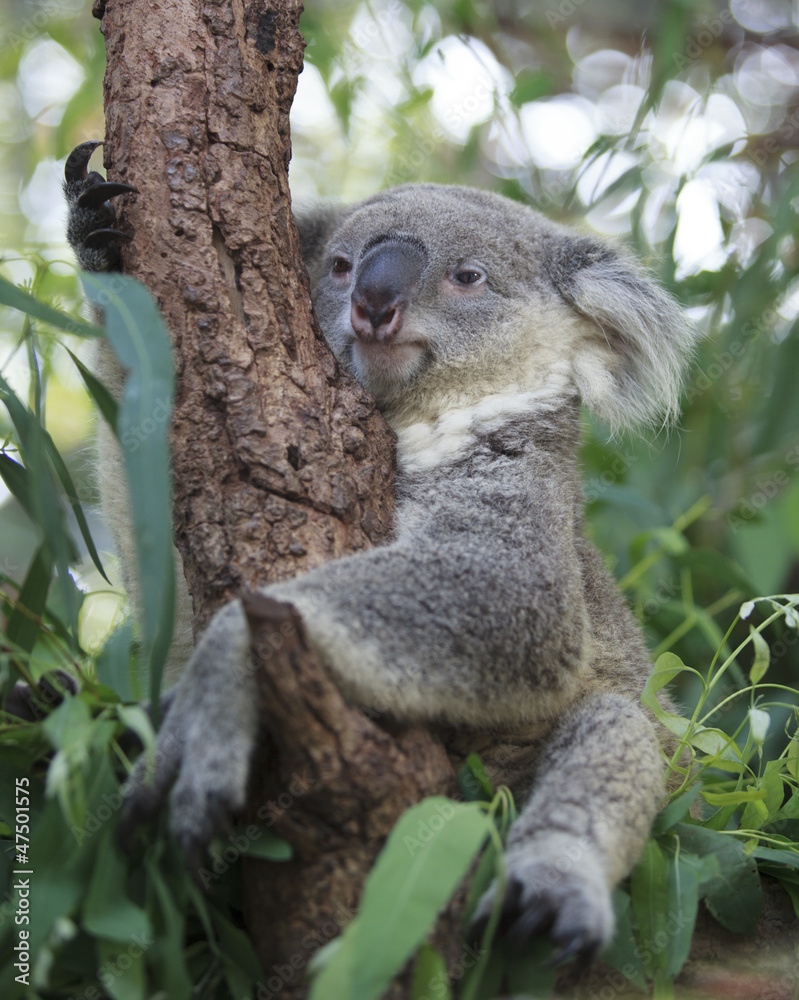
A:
[42,694,92,752]
[741,768,784,830]
[38,414,109,583]
[787,736,799,783]
[83,829,152,941]
[236,826,293,860]
[749,626,770,686]
[145,853,192,1000]
[510,70,554,106]
[96,622,140,702]
[65,346,119,434]
[211,907,263,1000]
[461,839,499,929]
[0,273,103,338]
[751,846,799,870]
[96,937,147,1000]
[457,753,494,802]
[115,704,156,762]
[4,542,54,654]
[652,785,701,836]
[603,889,647,990]
[663,850,699,978]
[672,824,762,934]
[308,797,490,1000]
[701,787,767,807]
[630,839,669,983]
[0,373,80,630]
[82,273,175,714]
[27,753,118,952]
[773,790,799,822]
[0,453,33,517]
[504,936,556,995]
[411,943,451,1000]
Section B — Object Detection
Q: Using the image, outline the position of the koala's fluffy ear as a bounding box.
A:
[294,203,350,276]
[546,237,696,434]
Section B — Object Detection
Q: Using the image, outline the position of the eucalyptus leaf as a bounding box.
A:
[630,839,669,982]
[96,937,147,1000]
[672,824,762,934]
[82,273,175,713]
[4,542,54,654]
[0,273,103,338]
[83,828,152,941]
[308,798,490,1000]
[663,850,699,978]
[411,943,451,1000]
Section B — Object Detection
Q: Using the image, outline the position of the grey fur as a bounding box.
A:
[66,171,696,961]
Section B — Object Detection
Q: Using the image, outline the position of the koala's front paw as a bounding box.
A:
[471,837,614,966]
[64,141,137,272]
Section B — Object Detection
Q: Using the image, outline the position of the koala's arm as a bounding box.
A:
[265,525,590,728]
[121,476,592,857]
[472,692,663,961]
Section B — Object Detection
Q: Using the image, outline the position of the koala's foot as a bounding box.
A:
[470,836,615,967]
[64,141,137,272]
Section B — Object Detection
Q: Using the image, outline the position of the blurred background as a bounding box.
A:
[1,0,799,747]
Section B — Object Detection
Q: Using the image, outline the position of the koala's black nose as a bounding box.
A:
[350,239,426,342]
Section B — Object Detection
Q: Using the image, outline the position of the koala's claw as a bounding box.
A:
[77,181,138,210]
[85,228,131,248]
[118,784,168,854]
[64,140,136,272]
[173,789,239,880]
[64,140,103,184]
[470,859,613,969]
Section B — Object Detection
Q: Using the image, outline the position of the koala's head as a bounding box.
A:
[297,185,695,434]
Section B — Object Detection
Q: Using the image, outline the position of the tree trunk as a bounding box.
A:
[95,0,454,996]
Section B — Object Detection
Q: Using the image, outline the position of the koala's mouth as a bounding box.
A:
[354,339,426,365]
[348,338,430,396]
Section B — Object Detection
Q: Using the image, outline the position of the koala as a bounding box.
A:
[64,141,695,966]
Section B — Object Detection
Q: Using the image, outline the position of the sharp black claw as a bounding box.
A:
[467,913,488,948]
[65,141,103,183]
[506,899,553,949]
[77,181,138,210]
[85,229,131,248]
[547,938,582,968]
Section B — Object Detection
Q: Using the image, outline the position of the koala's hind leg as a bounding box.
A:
[473,692,664,964]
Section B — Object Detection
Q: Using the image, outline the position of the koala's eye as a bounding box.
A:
[331,257,352,275]
[452,267,485,286]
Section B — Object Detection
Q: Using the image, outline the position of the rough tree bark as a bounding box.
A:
[94,1,798,998]
[95,0,454,996]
